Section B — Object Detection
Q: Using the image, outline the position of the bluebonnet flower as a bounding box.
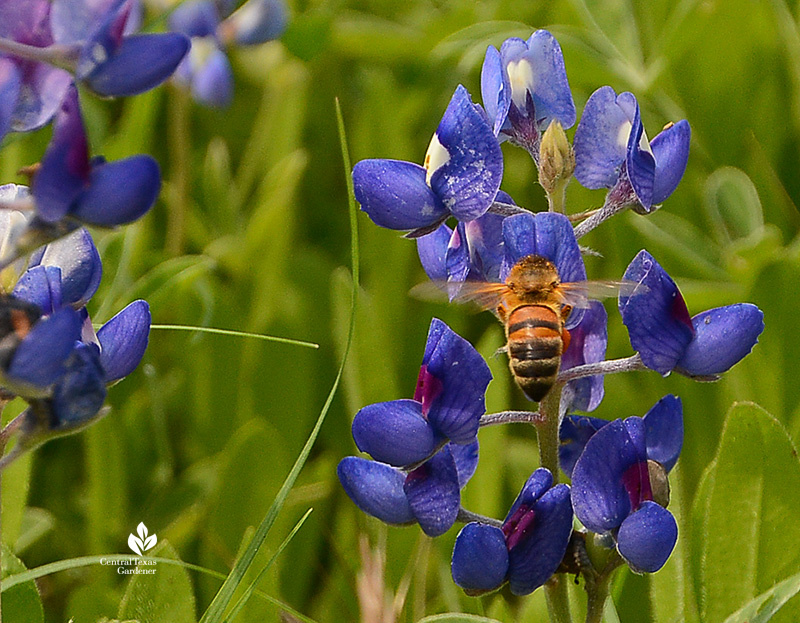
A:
[0,0,188,142]
[574,86,690,214]
[339,318,491,536]
[33,86,161,227]
[619,250,764,377]
[451,468,573,595]
[170,0,288,107]
[0,0,73,138]
[0,216,150,446]
[49,0,190,97]
[353,85,503,236]
[569,395,683,573]
[416,191,513,285]
[480,31,576,158]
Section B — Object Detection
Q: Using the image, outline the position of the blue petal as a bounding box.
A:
[7,307,81,389]
[12,265,63,314]
[507,482,573,595]
[429,85,503,221]
[651,120,691,204]
[619,250,694,375]
[74,155,161,226]
[676,303,764,376]
[223,0,287,45]
[500,212,586,328]
[444,224,470,283]
[51,0,138,43]
[561,301,607,411]
[416,223,452,281]
[0,58,21,142]
[521,30,576,129]
[404,446,461,537]
[451,523,509,592]
[616,501,677,573]
[480,44,510,136]
[83,33,190,97]
[337,457,415,525]
[571,419,646,533]
[33,87,90,223]
[501,212,586,285]
[190,44,234,108]
[420,318,491,445]
[33,228,102,308]
[50,342,107,428]
[449,440,479,488]
[558,415,609,479]
[352,399,437,467]
[353,159,446,230]
[504,467,553,523]
[463,211,506,282]
[642,395,683,472]
[169,0,220,37]
[96,300,151,383]
[574,86,630,189]
[626,103,655,210]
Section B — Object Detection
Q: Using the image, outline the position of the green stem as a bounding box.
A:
[547,179,569,214]
[585,574,612,623]
[536,385,563,483]
[536,386,572,623]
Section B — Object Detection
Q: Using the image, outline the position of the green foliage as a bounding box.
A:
[2,0,800,621]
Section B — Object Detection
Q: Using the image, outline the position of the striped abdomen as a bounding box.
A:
[505,305,569,402]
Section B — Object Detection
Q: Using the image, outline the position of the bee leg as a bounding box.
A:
[493,346,508,358]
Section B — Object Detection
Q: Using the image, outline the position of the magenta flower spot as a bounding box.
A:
[502,504,536,550]
[621,460,654,510]
[414,364,443,416]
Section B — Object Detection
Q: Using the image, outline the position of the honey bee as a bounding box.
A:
[416,255,636,401]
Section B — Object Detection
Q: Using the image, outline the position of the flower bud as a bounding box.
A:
[538,120,575,195]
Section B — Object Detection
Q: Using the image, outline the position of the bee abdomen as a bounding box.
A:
[506,306,564,402]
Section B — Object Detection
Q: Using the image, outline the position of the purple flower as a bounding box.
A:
[351,318,491,466]
[33,86,160,227]
[0,0,72,138]
[353,85,503,235]
[338,440,478,537]
[570,395,683,573]
[416,192,511,285]
[619,250,764,377]
[560,300,607,412]
[170,0,287,107]
[451,468,573,595]
[480,31,576,157]
[50,0,190,97]
[339,318,490,537]
[560,394,683,479]
[574,86,690,213]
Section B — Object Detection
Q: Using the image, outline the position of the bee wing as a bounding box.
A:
[409,280,509,311]
[556,280,645,308]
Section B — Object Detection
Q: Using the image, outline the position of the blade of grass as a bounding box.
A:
[222,509,313,622]
[197,97,359,623]
[0,554,317,623]
[149,325,320,349]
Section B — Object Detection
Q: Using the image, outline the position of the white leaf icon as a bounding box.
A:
[128,533,144,556]
[137,522,148,541]
[143,534,157,551]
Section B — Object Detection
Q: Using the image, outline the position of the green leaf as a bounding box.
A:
[700,402,800,622]
[1,544,43,623]
[722,571,800,623]
[197,98,359,623]
[118,541,196,623]
[704,166,764,246]
[416,615,504,623]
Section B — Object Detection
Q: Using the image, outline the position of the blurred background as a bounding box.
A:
[2,0,799,621]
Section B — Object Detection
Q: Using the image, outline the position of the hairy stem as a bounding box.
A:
[557,354,645,384]
[0,38,78,71]
[479,410,543,427]
[573,201,630,239]
[456,508,502,528]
